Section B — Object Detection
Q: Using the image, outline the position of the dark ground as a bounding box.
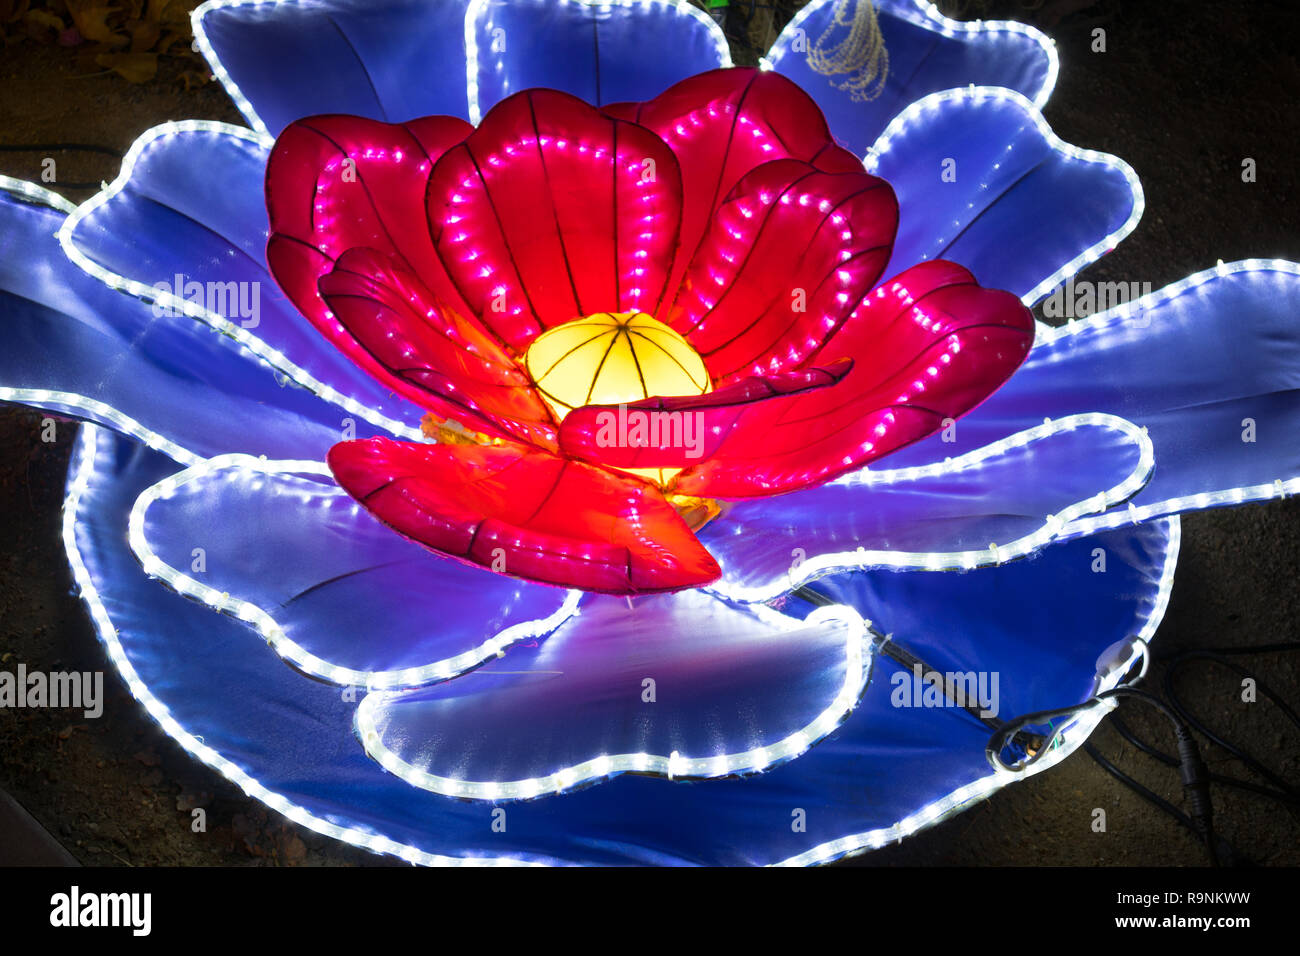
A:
[0,0,1297,866]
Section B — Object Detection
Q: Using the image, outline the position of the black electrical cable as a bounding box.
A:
[1111,715,1300,808]
[988,685,1220,866]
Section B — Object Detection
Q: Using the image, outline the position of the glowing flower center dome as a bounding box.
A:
[524,311,712,421]
[524,312,713,492]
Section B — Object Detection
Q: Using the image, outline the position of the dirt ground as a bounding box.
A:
[0,1,1297,866]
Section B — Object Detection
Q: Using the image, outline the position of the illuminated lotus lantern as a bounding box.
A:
[267,75,1034,594]
[0,0,1296,866]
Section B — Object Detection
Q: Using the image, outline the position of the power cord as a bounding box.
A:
[991,641,1300,866]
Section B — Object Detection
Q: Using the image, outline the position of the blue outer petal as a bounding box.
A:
[357,591,870,799]
[767,0,1058,156]
[61,123,426,441]
[0,184,369,462]
[194,0,476,136]
[132,455,579,688]
[701,413,1153,603]
[867,87,1141,306]
[466,0,731,122]
[885,261,1300,526]
[70,423,1176,866]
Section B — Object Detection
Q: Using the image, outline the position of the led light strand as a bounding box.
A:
[65,424,542,866]
[355,603,873,801]
[66,423,1180,865]
[55,120,424,443]
[464,0,733,126]
[190,0,283,139]
[0,174,78,214]
[864,86,1144,312]
[1035,257,1300,347]
[774,515,1181,866]
[763,0,1059,110]
[127,453,582,689]
[0,388,203,466]
[709,412,1156,603]
[1036,259,1300,527]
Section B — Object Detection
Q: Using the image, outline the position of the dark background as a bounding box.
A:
[0,0,1296,865]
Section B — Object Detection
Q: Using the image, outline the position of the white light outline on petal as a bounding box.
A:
[191,0,287,139]
[0,389,203,466]
[774,514,1181,866]
[55,120,426,443]
[762,0,1059,111]
[355,601,873,802]
[1036,259,1300,529]
[706,412,1156,604]
[66,422,1183,866]
[127,453,582,690]
[65,424,543,866]
[864,86,1145,313]
[464,0,733,125]
[0,174,78,214]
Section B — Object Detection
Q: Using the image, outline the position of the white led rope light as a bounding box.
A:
[0,174,78,214]
[465,0,733,125]
[708,412,1156,604]
[1040,259,1300,528]
[65,424,541,865]
[763,0,1059,111]
[55,120,425,443]
[127,453,582,689]
[0,389,203,466]
[191,0,282,139]
[864,86,1145,312]
[355,601,873,801]
[64,421,1182,865]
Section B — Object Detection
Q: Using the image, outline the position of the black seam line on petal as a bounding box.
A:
[704,387,945,461]
[131,191,271,282]
[701,236,892,365]
[677,168,815,336]
[693,178,893,348]
[521,457,572,526]
[320,287,530,392]
[611,118,621,309]
[798,275,976,370]
[699,403,945,468]
[698,181,892,352]
[316,290,533,434]
[323,261,523,375]
[877,33,943,136]
[280,560,409,607]
[933,154,1054,259]
[428,142,545,338]
[711,245,894,380]
[297,123,420,276]
[772,321,1031,431]
[527,92,586,319]
[322,14,390,122]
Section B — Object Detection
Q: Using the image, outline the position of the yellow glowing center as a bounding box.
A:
[524,311,713,489]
